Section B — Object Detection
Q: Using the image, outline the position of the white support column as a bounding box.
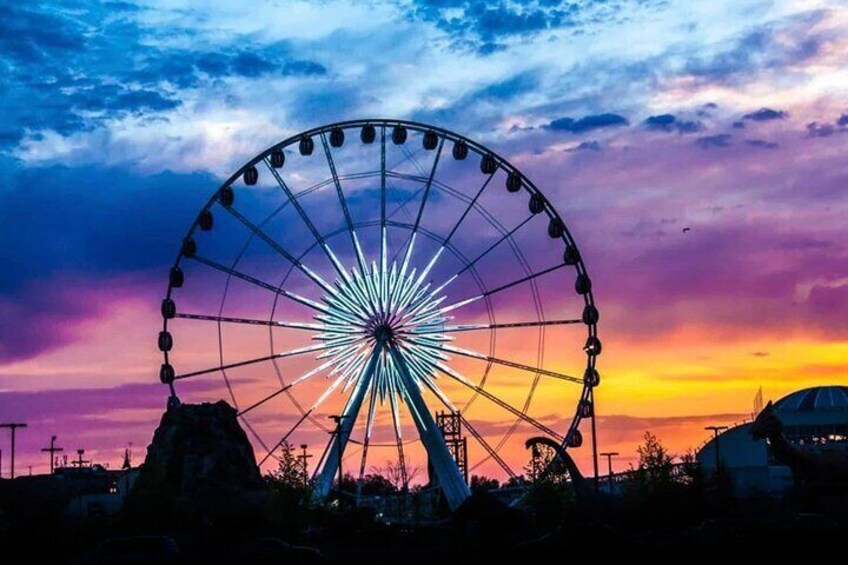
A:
[313,342,384,501]
[388,344,471,511]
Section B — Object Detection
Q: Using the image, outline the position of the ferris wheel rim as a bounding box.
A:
[159,119,600,485]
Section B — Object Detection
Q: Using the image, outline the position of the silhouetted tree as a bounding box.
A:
[470,475,500,493]
[371,460,421,492]
[267,441,307,489]
[635,431,675,487]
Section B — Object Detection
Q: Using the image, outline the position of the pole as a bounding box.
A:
[705,426,728,475]
[41,435,64,475]
[298,444,312,488]
[1,423,28,479]
[589,389,599,493]
[600,451,619,491]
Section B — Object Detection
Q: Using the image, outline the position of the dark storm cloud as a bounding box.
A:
[643,114,704,134]
[0,166,216,295]
[743,107,788,122]
[546,113,629,133]
[695,134,731,149]
[732,121,745,129]
[0,164,216,361]
[745,139,778,149]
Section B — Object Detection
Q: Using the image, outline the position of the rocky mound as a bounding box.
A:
[126,399,267,527]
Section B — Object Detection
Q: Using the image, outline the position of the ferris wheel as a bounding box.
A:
[157,119,600,510]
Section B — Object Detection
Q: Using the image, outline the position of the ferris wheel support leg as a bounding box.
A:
[312,343,383,503]
[388,345,471,511]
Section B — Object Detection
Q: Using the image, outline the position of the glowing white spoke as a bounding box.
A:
[222,204,338,296]
[414,340,583,384]
[264,159,351,283]
[175,313,334,332]
[410,319,582,334]
[175,342,337,380]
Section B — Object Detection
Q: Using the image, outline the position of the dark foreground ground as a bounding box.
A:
[2,493,846,563]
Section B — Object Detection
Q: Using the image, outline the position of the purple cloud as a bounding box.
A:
[743,107,788,121]
[547,113,629,134]
[695,134,732,148]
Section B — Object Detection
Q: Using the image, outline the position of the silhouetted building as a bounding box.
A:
[1,465,140,520]
[698,385,848,494]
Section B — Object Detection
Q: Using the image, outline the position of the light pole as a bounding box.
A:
[297,444,312,488]
[1,423,28,479]
[704,425,728,475]
[600,451,619,491]
[41,435,64,475]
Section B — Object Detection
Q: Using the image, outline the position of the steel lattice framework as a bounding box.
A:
[157,119,601,510]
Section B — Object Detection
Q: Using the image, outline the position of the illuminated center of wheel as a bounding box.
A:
[314,244,463,397]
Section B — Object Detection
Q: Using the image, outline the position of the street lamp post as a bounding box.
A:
[599,451,619,491]
[297,444,313,488]
[704,425,728,475]
[0,423,28,479]
[41,435,64,475]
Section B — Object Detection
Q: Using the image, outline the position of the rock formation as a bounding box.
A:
[126,399,267,527]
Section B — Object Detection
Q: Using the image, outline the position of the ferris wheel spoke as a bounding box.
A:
[398,138,444,269]
[237,343,359,418]
[414,340,582,384]
[434,363,564,442]
[443,171,496,246]
[421,262,567,324]
[400,145,429,177]
[459,414,517,480]
[239,417,272,453]
[173,312,337,331]
[174,342,336,380]
[190,255,351,320]
[457,215,534,277]
[264,159,352,283]
[222,205,337,295]
[257,409,313,467]
[401,170,498,289]
[320,133,368,275]
[408,318,582,335]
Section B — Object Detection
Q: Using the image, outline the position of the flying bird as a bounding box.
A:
[682,227,691,233]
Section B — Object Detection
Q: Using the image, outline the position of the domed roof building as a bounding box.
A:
[697,385,848,495]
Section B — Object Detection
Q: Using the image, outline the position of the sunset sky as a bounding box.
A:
[1,0,846,479]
